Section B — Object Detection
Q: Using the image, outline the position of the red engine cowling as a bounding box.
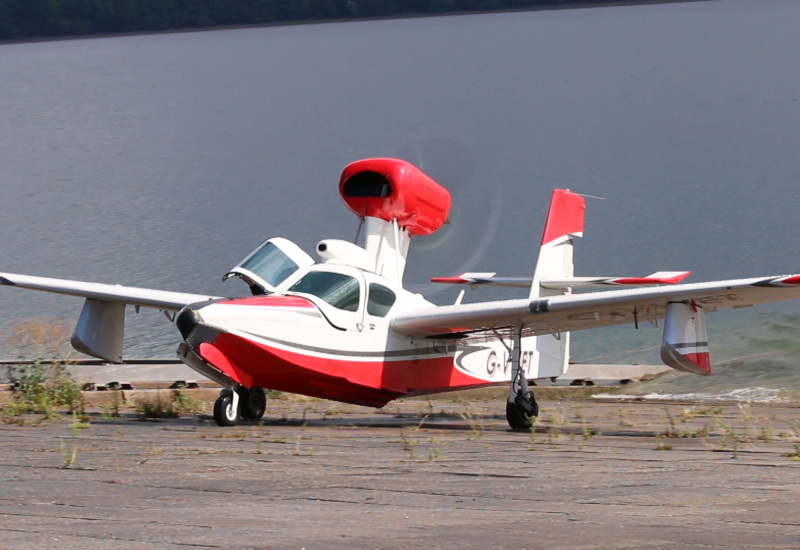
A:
[339,158,451,236]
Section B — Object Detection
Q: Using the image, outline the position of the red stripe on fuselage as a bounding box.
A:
[204,332,485,407]
[216,295,315,308]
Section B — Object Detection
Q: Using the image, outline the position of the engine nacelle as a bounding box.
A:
[339,158,451,236]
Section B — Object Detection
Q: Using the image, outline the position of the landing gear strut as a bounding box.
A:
[212,386,267,426]
[505,325,539,431]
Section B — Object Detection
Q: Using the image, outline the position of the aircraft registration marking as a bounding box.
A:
[455,347,537,380]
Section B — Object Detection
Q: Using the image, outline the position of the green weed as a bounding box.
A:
[654,431,674,451]
[781,445,800,459]
[2,319,83,422]
[461,407,484,440]
[101,389,122,419]
[69,411,90,436]
[135,389,205,419]
[59,438,78,468]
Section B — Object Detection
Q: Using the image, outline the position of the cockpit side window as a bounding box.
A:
[288,271,361,312]
[239,242,299,288]
[367,283,396,317]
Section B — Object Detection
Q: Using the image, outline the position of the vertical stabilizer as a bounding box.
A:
[529,190,586,377]
[530,189,586,299]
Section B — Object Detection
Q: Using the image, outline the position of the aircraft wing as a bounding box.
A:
[391,274,800,338]
[0,273,221,311]
[0,272,224,363]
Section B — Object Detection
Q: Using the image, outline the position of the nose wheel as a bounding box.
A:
[213,389,239,426]
[212,386,267,426]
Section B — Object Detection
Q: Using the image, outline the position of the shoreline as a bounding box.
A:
[0,0,715,46]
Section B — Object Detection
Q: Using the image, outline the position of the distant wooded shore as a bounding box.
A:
[1,0,711,44]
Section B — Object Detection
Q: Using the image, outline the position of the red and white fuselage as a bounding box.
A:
[178,273,569,408]
[177,158,564,407]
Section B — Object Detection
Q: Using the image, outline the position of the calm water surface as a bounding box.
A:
[1,0,799,396]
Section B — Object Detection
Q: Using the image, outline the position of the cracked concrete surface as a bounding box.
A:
[0,398,798,549]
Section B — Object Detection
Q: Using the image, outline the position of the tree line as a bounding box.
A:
[0,0,638,41]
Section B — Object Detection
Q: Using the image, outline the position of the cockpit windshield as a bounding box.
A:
[288,271,361,312]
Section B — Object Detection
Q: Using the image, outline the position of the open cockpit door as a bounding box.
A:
[223,237,314,295]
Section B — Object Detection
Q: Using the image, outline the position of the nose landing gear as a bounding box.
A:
[212,386,267,426]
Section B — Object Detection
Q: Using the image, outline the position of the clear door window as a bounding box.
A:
[367,283,396,317]
[238,242,299,288]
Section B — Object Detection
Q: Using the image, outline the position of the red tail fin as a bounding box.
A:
[540,189,585,246]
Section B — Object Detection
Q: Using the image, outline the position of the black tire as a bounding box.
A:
[213,390,239,426]
[506,400,536,431]
[239,387,267,421]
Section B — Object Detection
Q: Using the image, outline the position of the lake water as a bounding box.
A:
[1,0,800,400]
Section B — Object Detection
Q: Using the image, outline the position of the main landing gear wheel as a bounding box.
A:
[239,387,266,421]
[503,325,540,431]
[506,394,539,431]
[213,389,238,426]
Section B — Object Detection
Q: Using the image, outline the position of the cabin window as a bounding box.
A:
[239,242,299,288]
[367,284,396,317]
[289,272,361,312]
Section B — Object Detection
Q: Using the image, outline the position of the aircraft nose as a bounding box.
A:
[176,305,203,340]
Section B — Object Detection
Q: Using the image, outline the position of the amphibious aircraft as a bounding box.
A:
[3,158,800,429]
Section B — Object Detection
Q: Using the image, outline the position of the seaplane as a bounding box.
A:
[3,158,800,429]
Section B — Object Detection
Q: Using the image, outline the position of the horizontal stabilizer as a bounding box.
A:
[431,272,529,288]
[432,271,690,289]
[541,271,691,289]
